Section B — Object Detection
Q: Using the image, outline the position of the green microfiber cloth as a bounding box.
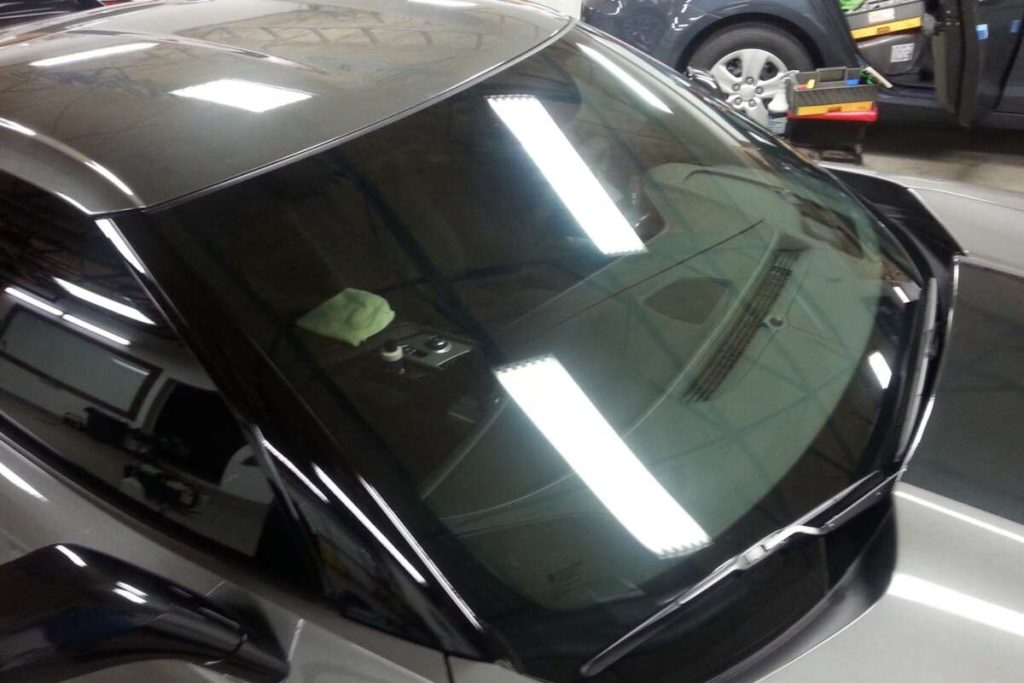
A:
[297,288,395,347]
[840,0,866,11]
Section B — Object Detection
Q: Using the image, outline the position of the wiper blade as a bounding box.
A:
[580,472,896,678]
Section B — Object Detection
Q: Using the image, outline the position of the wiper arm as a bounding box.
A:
[580,472,896,678]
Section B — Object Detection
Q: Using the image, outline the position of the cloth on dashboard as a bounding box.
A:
[297,287,395,346]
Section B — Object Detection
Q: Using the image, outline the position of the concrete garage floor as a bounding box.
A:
[860,124,1024,194]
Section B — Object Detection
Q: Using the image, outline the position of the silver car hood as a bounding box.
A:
[824,164,1024,277]
[760,483,1024,681]
[761,168,1024,681]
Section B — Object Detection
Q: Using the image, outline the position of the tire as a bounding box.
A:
[688,23,814,75]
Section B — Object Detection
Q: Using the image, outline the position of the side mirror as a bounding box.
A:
[0,545,288,682]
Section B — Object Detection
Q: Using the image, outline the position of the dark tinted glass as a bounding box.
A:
[0,175,474,651]
[0,174,286,561]
[141,29,922,680]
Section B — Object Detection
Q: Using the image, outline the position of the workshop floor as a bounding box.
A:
[861,124,1024,195]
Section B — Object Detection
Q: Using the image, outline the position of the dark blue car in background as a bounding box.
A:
[584,0,1024,128]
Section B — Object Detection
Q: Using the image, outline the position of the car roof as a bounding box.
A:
[0,0,569,214]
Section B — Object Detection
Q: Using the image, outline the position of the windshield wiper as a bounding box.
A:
[580,471,896,678]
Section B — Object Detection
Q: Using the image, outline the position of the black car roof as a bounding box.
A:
[0,0,569,214]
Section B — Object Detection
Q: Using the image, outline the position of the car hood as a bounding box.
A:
[825,164,1024,276]
[761,170,1024,681]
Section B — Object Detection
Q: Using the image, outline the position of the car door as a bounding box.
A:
[0,1,101,29]
[0,172,453,682]
[1000,40,1024,112]
[932,0,1024,123]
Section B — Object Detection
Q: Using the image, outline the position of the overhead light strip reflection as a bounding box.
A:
[112,587,147,604]
[5,286,63,316]
[96,219,146,274]
[408,0,477,6]
[31,42,158,67]
[261,440,328,503]
[62,314,130,346]
[171,79,312,113]
[889,573,1024,638]
[496,356,709,558]
[577,44,671,113]
[6,286,129,346]
[868,351,892,389]
[84,160,134,197]
[361,478,482,629]
[116,581,147,598]
[487,95,645,256]
[895,490,1024,546]
[54,277,155,325]
[0,117,36,137]
[0,461,46,501]
[55,192,91,214]
[314,466,427,584]
[56,545,87,567]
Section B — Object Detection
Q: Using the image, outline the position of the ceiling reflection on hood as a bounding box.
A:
[496,355,710,559]
[171,78,313,113]
[890,573,1024,639]
[30,42,158,68]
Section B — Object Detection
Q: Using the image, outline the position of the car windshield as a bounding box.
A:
[142,27,921,680]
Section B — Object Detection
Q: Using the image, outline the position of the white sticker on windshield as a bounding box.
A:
[891,43,915,63]
[869,8,896,24]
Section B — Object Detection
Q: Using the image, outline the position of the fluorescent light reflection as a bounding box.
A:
[6,286,130,346]
[895,491,1024,546]
[55,278,155,325]
[31,42,157,67]
[116,581,147,598]
[56,545,87,567]
[893,285,910,304]
[171,79,312,113]
[409,0,476,6]
[868,351,892,389]
[5,287,63,316]
[496,356,709,558]
[577,43,671,113]
[112,587,147,604]
[85,160,134,197]
[0,461,46,501]
[261,440,328,503]
[890,573,1024,639]
[0,117,35,137]
[62,314,130,346]
[96,219,146,273]
[314,465,427,584]
[55,192,90,214]
[361,478,482,629]
[488,95,645,256]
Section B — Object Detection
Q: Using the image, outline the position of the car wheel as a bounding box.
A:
[689,24,814,120]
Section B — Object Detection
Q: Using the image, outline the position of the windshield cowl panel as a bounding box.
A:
[140,28,923,682]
